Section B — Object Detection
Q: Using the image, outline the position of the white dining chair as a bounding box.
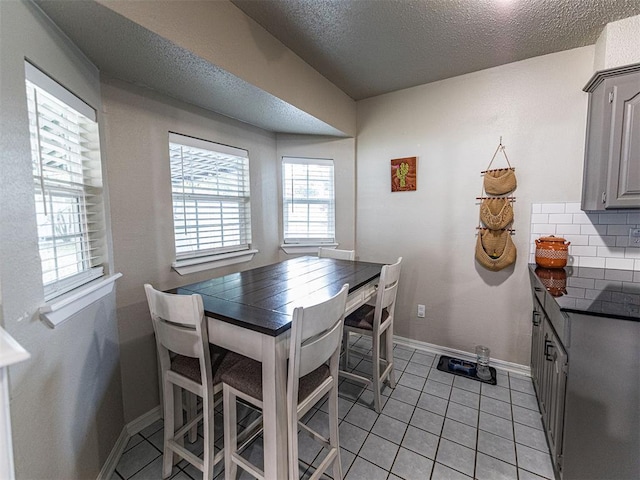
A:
[144,284,245,479]
[318,246,356,260]
[222,284,349,480]
[341,257,403,413]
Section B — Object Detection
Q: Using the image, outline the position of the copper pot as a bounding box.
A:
[535,267,567,297]
[535,235,571,268]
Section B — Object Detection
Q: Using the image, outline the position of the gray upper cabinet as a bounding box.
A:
[581,64,640,210]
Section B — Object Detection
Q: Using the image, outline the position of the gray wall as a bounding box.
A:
[101,77,285,421]
[5,1,635,475]
[101,79,359,422]
[275,133,357,259]
[0,1,124,478]
[2,2,359,470]
[356,46,594,366]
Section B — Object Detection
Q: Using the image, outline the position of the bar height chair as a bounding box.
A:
[222,284,349,480]
[144,284,245,479]
[341,257,403,413]
[318,246,356,260]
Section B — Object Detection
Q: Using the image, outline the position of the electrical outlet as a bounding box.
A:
[629,228,640,248]
[417,304,426,318]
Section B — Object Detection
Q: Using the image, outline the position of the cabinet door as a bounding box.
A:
[581,77,612,211]
[530,302,545,413]
[542,319,568,475]
[606,72,640,208]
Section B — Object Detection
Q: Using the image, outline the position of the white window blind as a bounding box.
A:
[169,133,252,259]
[282,157,335,244]
[25,62,105,300]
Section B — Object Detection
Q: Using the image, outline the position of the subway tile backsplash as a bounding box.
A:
[530,202,640,271]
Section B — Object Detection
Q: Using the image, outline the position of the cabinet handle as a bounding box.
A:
[544,340,554,361]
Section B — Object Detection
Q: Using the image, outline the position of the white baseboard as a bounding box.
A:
[96,428,128,480]
[393,335,531,377]
[97,406,162,480]
[125,405,162,437]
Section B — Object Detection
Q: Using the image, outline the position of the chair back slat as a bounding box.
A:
[373,257,403,326]
[298,319,343,378]
[154,319,204,358]
[318,247,356,261]
[288,283,348,388]
[379,281,399,310]
[145,285,204,327]
[144,283,208,359]
[298,286,349,341]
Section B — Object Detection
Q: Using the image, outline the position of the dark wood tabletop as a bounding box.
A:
[174,255,383,336]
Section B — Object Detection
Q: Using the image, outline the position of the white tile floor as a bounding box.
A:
[112,336,555,480]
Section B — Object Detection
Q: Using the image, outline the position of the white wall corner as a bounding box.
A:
[0,329,29,480]
[594,14,640,71]
[96,406,161,480]
[593,23,609,71]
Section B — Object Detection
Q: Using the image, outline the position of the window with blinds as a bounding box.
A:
[282,157,335,244]
[169,133,252,259]
[25,63,106,300]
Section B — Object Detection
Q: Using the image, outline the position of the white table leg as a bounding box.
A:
[262,334,289,479]
[205,274,379,479]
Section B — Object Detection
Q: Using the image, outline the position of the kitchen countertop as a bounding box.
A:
[529,264,640,321]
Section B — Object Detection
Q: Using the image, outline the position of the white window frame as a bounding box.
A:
[25,62,120,328]
[169,133,256,275]
[281,157,336,253]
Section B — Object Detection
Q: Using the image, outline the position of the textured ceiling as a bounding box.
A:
[34,0,640,135]
[231,0,640,100]
[34,0,345,136]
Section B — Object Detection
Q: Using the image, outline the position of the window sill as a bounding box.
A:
[172,249,259,275]
[39,273,122,328]
[280,243,338,255]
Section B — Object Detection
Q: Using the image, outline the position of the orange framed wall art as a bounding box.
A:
[391,156,417,192]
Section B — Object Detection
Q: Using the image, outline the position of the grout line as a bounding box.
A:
[508,372,521,480]
[428,359,453,480]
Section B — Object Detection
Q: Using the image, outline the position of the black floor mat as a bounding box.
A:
[436,355,497,385]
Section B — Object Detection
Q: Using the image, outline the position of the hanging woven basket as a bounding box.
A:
[483,168,517,195]
[475,229,517,271]
[479,197,514,230]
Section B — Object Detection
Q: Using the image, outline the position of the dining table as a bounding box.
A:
[174,255,384,479]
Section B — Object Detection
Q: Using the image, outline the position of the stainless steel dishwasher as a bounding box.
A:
[562,311,639,480]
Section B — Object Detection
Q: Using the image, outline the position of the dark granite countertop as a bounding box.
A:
[529,264,640,321]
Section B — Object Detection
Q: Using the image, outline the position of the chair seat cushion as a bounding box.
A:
[344,304,389,330]
[221,357,330,402]
[171,347,244,385]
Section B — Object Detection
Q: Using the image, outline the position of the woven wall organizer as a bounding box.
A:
[476,139,517,271]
